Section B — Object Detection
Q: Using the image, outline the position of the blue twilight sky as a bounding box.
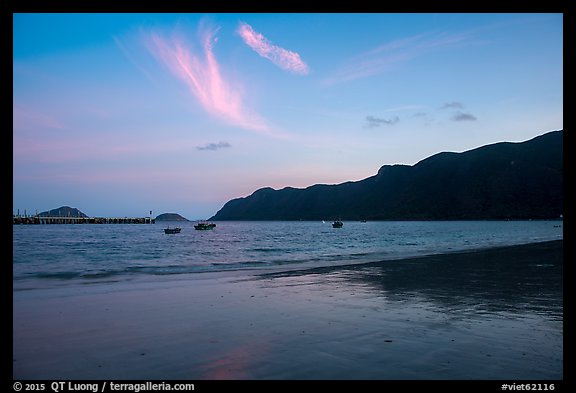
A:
[13,13,563,220]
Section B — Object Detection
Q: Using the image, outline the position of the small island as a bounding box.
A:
[155,213,189,222]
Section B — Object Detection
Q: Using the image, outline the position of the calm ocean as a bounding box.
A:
[13,220,563,290]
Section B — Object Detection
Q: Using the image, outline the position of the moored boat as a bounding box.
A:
[332,220,343,228]
[194,221,216,230]
[164,226,181,234]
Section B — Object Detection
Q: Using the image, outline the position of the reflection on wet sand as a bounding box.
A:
[13,241,562,380]
[250,241,562,379]
[262,240,563,319]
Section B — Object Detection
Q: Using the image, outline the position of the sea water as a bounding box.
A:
[13,220,563,290]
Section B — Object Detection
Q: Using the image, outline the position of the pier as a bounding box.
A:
[13,215,155,225]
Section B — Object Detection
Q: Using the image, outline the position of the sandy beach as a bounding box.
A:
[13,240,562,380]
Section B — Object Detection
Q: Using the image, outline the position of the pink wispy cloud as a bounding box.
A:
[324,31,476,85]
[13,105,66,132]
[237,22,309,75]
[143,24,269,133]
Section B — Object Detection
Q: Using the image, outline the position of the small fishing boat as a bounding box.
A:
[332,220,343,228]
[164,226,181,234]
[194,221,216,230]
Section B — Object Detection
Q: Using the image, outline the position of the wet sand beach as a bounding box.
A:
[13,240,562,380]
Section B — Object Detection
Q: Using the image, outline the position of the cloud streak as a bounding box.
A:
[452,111,477,121]
[197,141,231,151]
[441,101,464,109]
[365,115,399,128]
[143,23,269,133]
[325,31,475,85]
[237,22,309,75]
[13,105,66,131]
[437,101,477,122]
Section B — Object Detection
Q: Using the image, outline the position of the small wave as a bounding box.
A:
[212,261,267,268]
[247,247,293,253]
[32,271,83,280]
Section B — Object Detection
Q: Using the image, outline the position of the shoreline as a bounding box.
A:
[259,239,564,278]
[13,240,563,379]
[13,238,564,292]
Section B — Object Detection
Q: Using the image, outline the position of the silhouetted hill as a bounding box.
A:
[155,213,189,221]
[210,130,563,221]
[38,206,88,217]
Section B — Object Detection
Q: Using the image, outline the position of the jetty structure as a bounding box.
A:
[13,209,155,225]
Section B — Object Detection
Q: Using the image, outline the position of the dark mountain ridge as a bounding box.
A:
[210,130,563,221]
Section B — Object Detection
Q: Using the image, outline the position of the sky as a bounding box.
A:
[13,13,563,220]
